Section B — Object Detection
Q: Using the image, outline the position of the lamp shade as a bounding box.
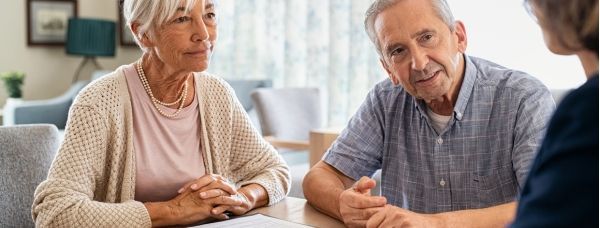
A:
[66,18,116,57]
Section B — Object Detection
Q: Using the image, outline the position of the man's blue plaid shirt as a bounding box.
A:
[324,55,555,213]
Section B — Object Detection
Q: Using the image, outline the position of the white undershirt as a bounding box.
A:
[426,107,452,134]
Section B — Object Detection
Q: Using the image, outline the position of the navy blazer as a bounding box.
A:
[512,74,599,227]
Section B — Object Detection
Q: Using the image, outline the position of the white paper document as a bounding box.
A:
[194,214,313,228]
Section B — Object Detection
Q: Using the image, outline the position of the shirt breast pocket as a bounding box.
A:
[469,169,516,208]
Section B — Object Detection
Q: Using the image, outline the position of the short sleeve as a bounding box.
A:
[323,86,386,180]
[511,82,555,187]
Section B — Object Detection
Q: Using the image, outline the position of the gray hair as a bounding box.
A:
[122,0,198,51]
[364,0,455,56]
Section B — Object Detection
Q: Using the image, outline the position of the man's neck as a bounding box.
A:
[426,54,466,116]
[426,96,455,116]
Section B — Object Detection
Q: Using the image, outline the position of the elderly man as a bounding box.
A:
[303,0,555,227]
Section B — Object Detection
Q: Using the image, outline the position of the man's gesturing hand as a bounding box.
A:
[338,176,387,227]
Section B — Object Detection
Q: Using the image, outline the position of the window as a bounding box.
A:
[452,0,585,89]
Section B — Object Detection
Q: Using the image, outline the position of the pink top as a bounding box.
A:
[123,64,206,203]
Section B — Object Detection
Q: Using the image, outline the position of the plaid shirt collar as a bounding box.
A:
[414,54,477,122]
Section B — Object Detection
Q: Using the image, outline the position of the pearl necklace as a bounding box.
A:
[136,60,188,118]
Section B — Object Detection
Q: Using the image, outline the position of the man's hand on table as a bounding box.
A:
[339,176,387,227]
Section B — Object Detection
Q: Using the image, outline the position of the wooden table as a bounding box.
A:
[247,197,344,228]
[195,197,344,227]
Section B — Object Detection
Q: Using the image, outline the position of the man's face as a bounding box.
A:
[375,0,467,101]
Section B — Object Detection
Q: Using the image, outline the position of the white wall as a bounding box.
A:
[0,1,142,106]
[451,0,585,89]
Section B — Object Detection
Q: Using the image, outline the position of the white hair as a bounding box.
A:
[364,0,455,56]
[122,0,199,51]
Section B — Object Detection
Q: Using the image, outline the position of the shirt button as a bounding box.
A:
[456,112,463,119]
[440,179,446,186]
[436,138,443,144]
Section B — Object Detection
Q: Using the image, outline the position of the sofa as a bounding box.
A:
[2,70,111,129]
[0,124,60,227]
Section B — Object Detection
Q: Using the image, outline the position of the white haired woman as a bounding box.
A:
[32,0,290,227]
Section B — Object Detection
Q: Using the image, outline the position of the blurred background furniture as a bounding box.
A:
[309,128,341,167]
[1,76,268,131]
[251,88,321,151]
[2,70,110,129]
[2,81,87,129]
[251,87,322,198]
[226,79,272,111]
[0,124,60,227]
[225,79,272,133]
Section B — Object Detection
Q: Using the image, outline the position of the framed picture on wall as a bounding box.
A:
[118,0,136,47]
[26,0,78,46]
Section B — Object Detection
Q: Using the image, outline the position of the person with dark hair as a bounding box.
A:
[511,0,599,227]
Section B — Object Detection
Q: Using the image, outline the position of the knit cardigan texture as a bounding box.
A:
[32,66,290,227]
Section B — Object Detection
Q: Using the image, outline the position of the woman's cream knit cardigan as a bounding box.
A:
[32,66,290,227]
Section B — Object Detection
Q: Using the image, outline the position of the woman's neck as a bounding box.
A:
[577,51,599,78]
[141,53,195,107]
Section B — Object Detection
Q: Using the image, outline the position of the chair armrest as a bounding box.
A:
[264,136,310,151]
[6,81,88,129]
[12,101,72,128]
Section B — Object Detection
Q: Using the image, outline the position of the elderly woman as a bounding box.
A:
[511,0,598,227]
[32,0,290,226]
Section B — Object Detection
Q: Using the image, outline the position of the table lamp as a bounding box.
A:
[66,18,115,83]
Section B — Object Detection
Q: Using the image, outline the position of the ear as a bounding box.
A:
[453,20,468,53]
[380,58,400,85]
[130,22,153,48]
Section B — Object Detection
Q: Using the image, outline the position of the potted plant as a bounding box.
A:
[1,71,25,99]
[1,71,25,125]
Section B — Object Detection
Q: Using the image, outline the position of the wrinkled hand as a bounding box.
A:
[169,174,242,224]
[339,176,387,228]
[177,174,237,196]
[202,191,254,216]
[179,174,255,217]
[366,205,445,228]
[167,185,244,225]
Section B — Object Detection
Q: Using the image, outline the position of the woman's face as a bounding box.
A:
[147,0,217,72]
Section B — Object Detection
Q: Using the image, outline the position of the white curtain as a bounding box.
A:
[209,0,387,127]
